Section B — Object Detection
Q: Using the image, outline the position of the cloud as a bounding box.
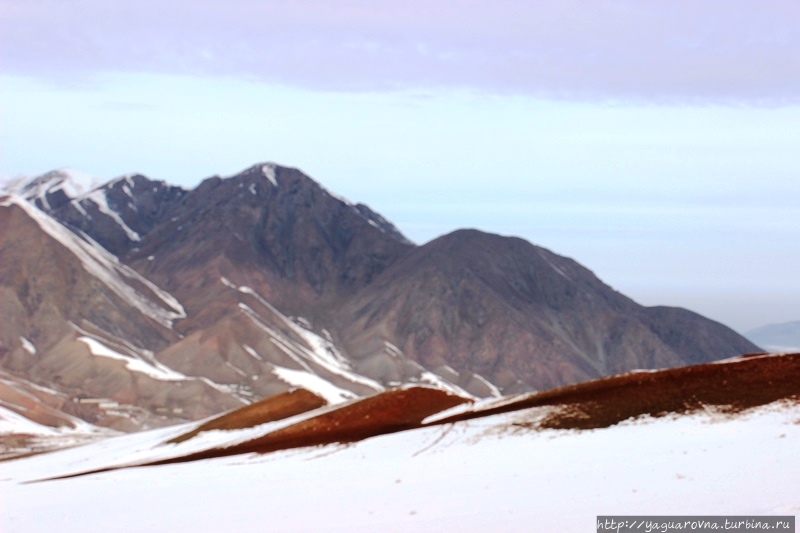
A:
[2,0,799,103]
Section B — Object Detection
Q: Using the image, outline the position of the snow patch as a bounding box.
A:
[262,164,277,187]
[225,361,249,378]
[78,337,188,382]
[197,377,243,398]
[326,188,353,206]
[384,342,403,358]
[442,365,459,376]
[419,371,474,398]
[0,406,64,436]
[538,249,572,281]
[19,337,36,355]
[0,375,61,398]
[236,287,383,391]
[243,345,263,361]
[71,198,88,217]
[55,169,104,198]
[472,373,503,398]
[2,169,104,202]
[82,189,141,241]
[220,276,237,289]
[271,366,355,404]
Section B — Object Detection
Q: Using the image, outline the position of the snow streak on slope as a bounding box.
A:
[0,403,104,439]
[472,373,503,398]
[1,196,185,328]
[235,284,384,392]
[0,402,113,460]
[261,164,277,186]
[77,337,187,381]
[80,189,141,241]
[538,248,572,281]
[1,169,103,207]
[419,371,473,398]
[0,406,64,436]
[270,366,355,404]
[18,337,36,355]
[2,402,798,532]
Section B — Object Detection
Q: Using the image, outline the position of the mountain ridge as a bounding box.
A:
[0,162,760,433]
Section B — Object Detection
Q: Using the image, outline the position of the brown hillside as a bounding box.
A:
[432,352,800,430]
[147,386,471,465]
[167,388,327,444]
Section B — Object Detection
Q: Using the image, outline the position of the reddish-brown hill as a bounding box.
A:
[46,352,799,479]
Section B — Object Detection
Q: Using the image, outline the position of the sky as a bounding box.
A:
[1,0,798,333]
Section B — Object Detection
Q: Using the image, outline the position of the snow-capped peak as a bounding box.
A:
[261,164,278,187]
[2,168,106,207]
[221,162,280,185]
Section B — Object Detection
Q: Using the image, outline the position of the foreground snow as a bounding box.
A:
[2,402,797,532]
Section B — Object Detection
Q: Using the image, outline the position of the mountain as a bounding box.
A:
[124,163,413,315]
[0,162,760,433]
[49,173,188,256]
[0,196,242,431]
[337,229,757,390]
[746,320,800,351]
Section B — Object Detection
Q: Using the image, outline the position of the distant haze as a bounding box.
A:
[746,320,800,351]
[1,1,798,332]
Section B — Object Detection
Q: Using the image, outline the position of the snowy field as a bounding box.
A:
[2,401,798,532]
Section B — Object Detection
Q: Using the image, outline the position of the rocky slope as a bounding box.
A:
[338,229,758,390]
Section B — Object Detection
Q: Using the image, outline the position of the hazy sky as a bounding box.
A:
[1,1,798,333]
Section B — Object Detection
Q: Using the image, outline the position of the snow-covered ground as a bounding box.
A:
[2,401,797,532]
[0,405,115,461]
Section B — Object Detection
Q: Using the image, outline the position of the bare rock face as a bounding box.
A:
[125,164,412,308]
[0,163,761,434]
[54,175,188,256]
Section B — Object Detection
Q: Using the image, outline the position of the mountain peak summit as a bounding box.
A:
[2,168,104,210]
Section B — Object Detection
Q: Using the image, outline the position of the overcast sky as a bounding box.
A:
[1,1,798,333]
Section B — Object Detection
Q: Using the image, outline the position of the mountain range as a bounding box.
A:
[0,163,760,434]
[747,320,800,351]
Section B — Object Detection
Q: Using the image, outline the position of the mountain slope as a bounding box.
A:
[115,164,452,400]
[338,229,759,390]
[124,163,413,315]
[0,196,242,430]
[52,174,188,256]
[0,167,468,430]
